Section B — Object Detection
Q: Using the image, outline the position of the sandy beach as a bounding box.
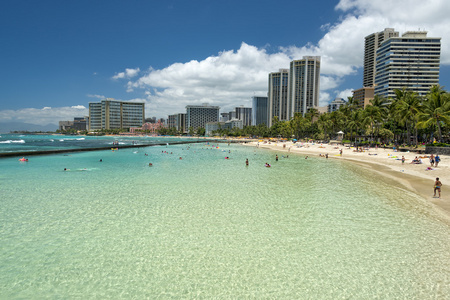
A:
[243,140,450,218]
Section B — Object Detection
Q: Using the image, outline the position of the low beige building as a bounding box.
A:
[352,87,374,109]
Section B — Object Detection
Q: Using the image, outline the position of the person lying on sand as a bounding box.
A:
[411,156,422,164]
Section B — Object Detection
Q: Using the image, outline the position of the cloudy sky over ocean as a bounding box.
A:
[1,0,449,126]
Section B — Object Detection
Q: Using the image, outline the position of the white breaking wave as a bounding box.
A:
[0,140,25,144]
[59,138,86,142]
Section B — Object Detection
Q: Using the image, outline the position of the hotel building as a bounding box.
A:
[88,99,145,130]
[327,98,346,113]
[374,31,441,98]
[352,87,375,109]
[363,28,399,87]
[268,69,289,126]
[251,96,269,126]
[168,114,177,129]
[176,113,186,133]
[235,106,252,127]
[288,56,321,117]
[186,104,220,130]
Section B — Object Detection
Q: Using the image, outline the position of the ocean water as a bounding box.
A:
[0,134,193,153]
[0,142,449,299]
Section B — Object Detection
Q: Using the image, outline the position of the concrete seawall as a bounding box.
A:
[425,146,450,155]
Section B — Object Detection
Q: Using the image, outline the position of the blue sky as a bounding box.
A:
[1,0,449,126]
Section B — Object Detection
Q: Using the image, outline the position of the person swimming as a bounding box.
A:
[265,163,271,167]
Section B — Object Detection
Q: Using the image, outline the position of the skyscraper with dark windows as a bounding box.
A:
[251,96,269,126]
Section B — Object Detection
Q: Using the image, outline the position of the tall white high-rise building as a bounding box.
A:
[363,28,399,87]
[186,104,220,130]
[268,69,289,126]
[375,31,441,98]
[288,56,320,117]
[88,98,145,131]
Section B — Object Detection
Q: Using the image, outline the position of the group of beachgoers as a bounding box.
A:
[409,154,441,167]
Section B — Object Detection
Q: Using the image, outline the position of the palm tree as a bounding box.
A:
[364,95,389,142]
[391,88,421,145]
[329,110,346,139]
[305,108,320,122]
[345,96,359,113]
[317,113,332,141]
[417,85,450,141]
[347,109,363,144]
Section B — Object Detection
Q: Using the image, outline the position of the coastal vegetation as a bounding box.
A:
[211,85,450,146]
[47,85,450,146]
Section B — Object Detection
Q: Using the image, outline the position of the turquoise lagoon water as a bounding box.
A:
[1,142,449,299]
[0,134,193,153]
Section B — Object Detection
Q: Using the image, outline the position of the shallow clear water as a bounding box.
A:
[1,143,449,299]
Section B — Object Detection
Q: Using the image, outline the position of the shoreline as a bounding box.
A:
[242,140,450,219]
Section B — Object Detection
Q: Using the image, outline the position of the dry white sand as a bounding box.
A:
[242,140,450,218]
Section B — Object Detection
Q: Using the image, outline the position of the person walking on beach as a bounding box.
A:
[429,154,435,167]
[434,177,442,198]
[339,149,342,156]
[435,155,440,167]
[401,156,405,164]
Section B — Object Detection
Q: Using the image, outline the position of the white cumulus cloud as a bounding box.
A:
[0,106,89,126]
[112,68,141,80]
[120,0,449,118]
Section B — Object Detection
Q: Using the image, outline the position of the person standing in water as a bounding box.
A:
[245,158,249,166]
[276,154,278,161]
[434,177,442,198]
